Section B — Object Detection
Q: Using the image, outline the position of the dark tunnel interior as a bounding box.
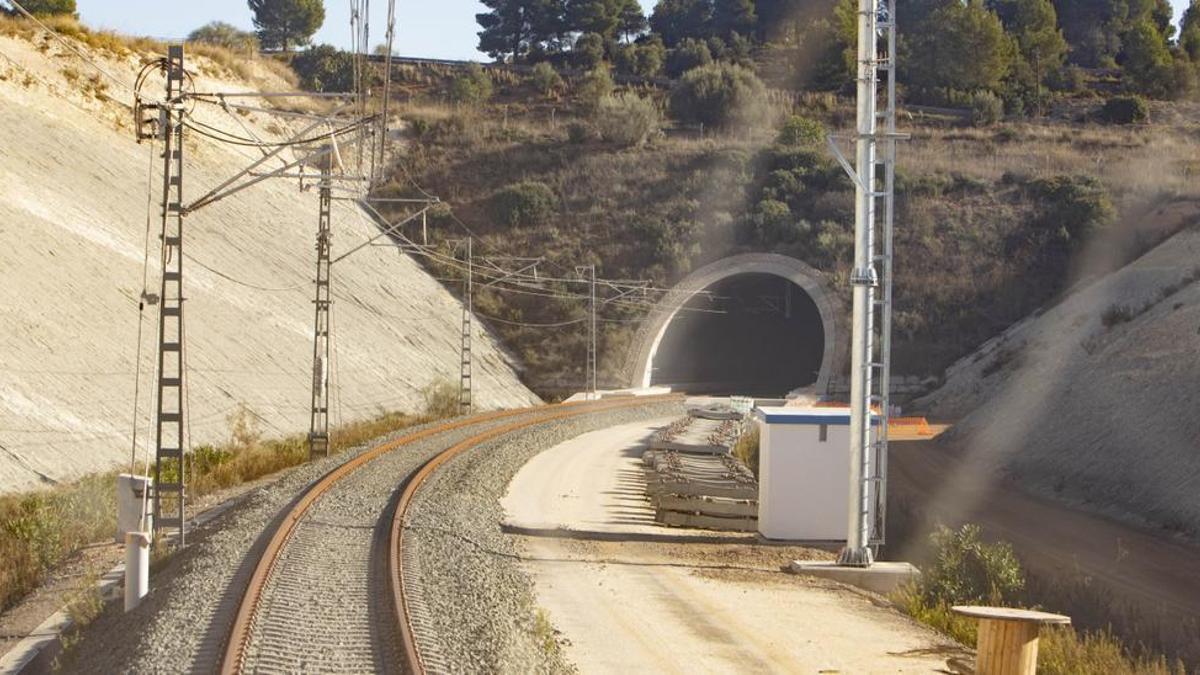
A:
[649,273,825,397]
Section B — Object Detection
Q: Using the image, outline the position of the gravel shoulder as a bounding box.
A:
[404,401,684,673]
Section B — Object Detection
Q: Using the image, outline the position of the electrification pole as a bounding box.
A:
[839,0,899,567]
[458,238,474,415]
[153,45,187,543]
[308,161,334,460]
[577,265,597,399]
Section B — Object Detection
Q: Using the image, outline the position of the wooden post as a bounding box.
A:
[953,606,1071,675]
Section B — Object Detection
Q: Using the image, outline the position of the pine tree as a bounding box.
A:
[566,0,620,39]
[616,0,648,42]
[712,0,756,40]
[907,1,1015,101]
[247,0,324,51]
[1182,2,1200,62]
[991,0,1066,109]
[477,0,564,62]
[649,0,713,47]
[5,0,75,15]
[1120,17,1174,96]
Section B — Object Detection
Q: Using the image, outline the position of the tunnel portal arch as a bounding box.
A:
[627,253,841,396]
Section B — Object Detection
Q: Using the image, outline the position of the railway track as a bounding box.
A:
[218,396,671,674]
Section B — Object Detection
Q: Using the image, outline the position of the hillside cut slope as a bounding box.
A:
[0,34,538,493]
[916,200,1200,538]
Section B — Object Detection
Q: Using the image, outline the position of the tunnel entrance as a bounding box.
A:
[648,273,825,397]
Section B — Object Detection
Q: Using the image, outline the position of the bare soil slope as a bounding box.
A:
[0,34,538,493]
[914,198,1200,539]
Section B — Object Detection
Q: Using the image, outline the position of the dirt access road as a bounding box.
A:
[505,419,969,673]
[889,438,1200,650]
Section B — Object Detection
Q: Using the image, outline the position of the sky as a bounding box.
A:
[75,0,1192,63]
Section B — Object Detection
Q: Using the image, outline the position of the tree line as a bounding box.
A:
[477,0,1200,106]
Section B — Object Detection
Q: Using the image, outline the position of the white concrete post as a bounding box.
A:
[124,531,150,612]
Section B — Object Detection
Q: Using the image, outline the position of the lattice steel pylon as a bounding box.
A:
[458,238,474,415]
[837,0,900,567]
[582,265,598,399]
[152,45,187,543]
[308,162,334,460]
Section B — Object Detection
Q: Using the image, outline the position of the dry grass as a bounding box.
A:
[0,14,164,57]
[732,425,759,477]
[0,13,298,96]
[0,397,454,616]
[904,123,1200,203]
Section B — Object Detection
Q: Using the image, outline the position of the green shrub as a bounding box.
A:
[776,115,825,147]
[968,91,1004,127]
[752,199,810,244]
[665,37,712,78]
[1023,175,1115,245]
[993,126,1019,143]
[529,62,563,97]
[1048,64,1086,93]
[573,32,605,69]
[577,66,614,112]
[566,121,592,144]
[450,63,493,106]
[291,44,355,92]
[1099,95,1150,124]
[187,21,258,53]
[917,524,1025,607]
[614,37,665,78]
[491,180,557,226]
[595,93,660,147]
[668,62,767,129]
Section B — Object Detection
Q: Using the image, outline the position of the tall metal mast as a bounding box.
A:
[308,161,334,460]
[153,46,187,543]
[577,265,598,399]
[458,238,474,415]
[838,0,899,566]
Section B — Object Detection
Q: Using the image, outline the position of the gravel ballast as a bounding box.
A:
[404,400,683,673]
[58,414,523,674]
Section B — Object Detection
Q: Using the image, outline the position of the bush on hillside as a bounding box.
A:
[752,199,810,244]
[490,181,556,227]
[1024,174,1115,244]
[595,93,660,147]
[664,37,712,78]
[577,66,614,112]
[574,32,605,69]
[668,62,767,129]
[187,21,258,53]
[566,121,592,143]
[969,91,1004,127]
[421,378,459,418]
[776,115,824,147]
[450,63,494,105]
[4,0,75,15]
[1098,95,1149,125]
[291,45,355,92]
[916,524,1025,607]
[614,37,665,78]
[529,61,563,97]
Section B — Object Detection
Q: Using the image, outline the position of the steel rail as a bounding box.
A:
[218,395,674,674]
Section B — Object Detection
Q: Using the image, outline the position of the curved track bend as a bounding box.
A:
[219,397,672,674]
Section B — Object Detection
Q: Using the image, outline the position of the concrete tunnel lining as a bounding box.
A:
[628,253,840,396]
